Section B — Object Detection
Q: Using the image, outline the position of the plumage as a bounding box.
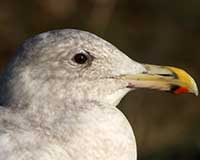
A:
[0,29,198,160]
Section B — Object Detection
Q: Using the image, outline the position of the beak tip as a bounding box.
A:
[190,78,199,96]
[169,66,199,96]
[193,87,199,96]
[174,81,199,96]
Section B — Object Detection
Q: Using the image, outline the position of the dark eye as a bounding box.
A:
[73,53,88,64]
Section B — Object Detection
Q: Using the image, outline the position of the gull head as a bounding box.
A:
[0,29,198,110]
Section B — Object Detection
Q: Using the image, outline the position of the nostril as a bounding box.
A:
[142,71,148,74]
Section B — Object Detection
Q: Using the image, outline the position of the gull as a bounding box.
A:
[0,29,198,160]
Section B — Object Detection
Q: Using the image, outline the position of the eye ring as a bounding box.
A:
[71,50,94,66]
[73,53,88,64]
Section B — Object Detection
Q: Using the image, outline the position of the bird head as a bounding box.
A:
[0,29,198,110]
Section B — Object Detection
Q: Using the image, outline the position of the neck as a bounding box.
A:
[43,104,137,160]
[2,92,137,160]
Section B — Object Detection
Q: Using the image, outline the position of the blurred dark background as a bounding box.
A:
[0,0,200,159]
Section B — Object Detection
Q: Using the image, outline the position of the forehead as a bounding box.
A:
[19,29,117,59]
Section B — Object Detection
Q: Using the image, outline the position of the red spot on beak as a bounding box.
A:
[174,87,189,94]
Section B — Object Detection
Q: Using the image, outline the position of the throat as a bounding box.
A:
[49,106,137,160]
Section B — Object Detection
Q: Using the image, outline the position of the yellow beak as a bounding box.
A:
[121,64,198,96]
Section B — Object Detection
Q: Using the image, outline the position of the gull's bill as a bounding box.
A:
[121,64,198,96]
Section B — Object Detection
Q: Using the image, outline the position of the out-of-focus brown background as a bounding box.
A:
[0,0,199,159]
